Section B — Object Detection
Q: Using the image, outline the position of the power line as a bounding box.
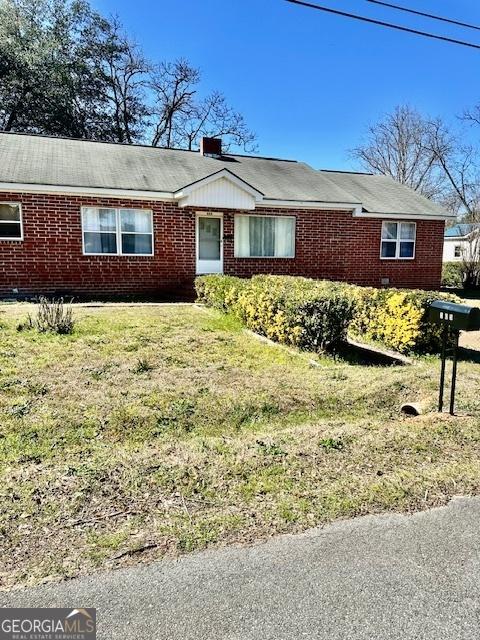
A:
[366,0,480,33]
[285,0,480,50]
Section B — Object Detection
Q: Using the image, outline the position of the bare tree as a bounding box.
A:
[461,104,480,129]
[351,105,446,200]
[148,59,199,148]
[99,19,150,143]
[148,59,256,151]
[427,119,480,220]
[177,91,257,152]
[460,230,480,287]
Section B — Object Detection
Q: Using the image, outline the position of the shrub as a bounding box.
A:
[349,286,459,354]
[196,275,355,353]
[196,274,461,355]
[23,297,75,335]
[195,275,246,311]
[442,262,464,289]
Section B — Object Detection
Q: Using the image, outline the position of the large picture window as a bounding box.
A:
[380,221,416,259]
[234,215,295,258]
[0,203,22,240]
[82,207,153,256]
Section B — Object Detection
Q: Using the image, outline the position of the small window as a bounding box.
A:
[380,221,416,259]
[234,215,295,258]
[0,203,22,240]
[81,207,153,256]
[454,245,462,258]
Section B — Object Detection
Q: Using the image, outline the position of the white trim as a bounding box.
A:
[0,182,358,210]
[0,183,454,219]
[195,212,223,274]
[0,202,23,241]
[175,169,263,201]
[354,210,454,221]
[81,206,154,257]
[0,183,175,201]
[380,221,416,260]
[234,213,296,259]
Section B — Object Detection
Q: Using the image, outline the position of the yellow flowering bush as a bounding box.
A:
[349,286,460,353]
[195,275,460,355]
[196,275,354,352]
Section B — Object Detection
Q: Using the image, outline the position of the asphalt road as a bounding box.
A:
[2,497,480,640]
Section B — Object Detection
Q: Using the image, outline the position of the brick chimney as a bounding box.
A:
[200,137,222,157]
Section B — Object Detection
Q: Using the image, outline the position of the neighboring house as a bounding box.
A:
[443,224,480,262]
[0,133,454,298]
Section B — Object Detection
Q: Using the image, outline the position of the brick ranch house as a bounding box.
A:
[0,133,454,298]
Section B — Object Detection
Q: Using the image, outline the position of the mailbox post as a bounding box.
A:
[428,301,480,415]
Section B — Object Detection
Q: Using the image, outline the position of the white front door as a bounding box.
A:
[196,214,223,274]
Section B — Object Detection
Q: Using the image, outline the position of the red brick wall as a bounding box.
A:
[0,192,444,297]
[222,209,444,289]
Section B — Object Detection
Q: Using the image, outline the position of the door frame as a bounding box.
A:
[195,212,224,275]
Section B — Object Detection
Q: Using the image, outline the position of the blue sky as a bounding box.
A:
[94,0,480,170]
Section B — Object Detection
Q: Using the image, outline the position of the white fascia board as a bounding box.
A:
[257,200,361,211]
[0,183,175,201]
[174,169,264,202]
[353,210,454,221]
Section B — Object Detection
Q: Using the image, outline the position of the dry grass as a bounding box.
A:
[1,302,480,590]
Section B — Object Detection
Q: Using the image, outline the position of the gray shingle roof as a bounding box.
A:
[0,132,451,217]
[320,170,449,217]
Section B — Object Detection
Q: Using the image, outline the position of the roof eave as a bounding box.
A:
[354,209,454,221]
[257,199,361,211]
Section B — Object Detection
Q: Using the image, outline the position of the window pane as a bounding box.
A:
[0,203,20,222]
[249,217,264,256]
[84,232,117,254]
[381,241,396,258]
[249,217,275,257]
[0,222,21,238]
[122,233,153,255]
[120,209,152,233]
[400,223,415,240]
[275,218,295,257]
[83,208,116,232]
[235,216,250,257]
[235,215,294,257]
[198,218,220,260]
[382,222,398,240]
[263,217,275,256]
[399,241,415,258]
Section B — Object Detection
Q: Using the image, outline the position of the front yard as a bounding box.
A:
[1,303,480,590]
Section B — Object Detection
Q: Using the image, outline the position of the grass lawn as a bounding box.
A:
[1,302,480,590]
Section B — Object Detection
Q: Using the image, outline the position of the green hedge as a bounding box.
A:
[195,275,460,355]
[442,262,464,288]
[196,275,354,352]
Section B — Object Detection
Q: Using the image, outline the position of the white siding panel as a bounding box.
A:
[443,238,469,262]
[179,178,256,210]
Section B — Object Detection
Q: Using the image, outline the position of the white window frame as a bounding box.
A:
[380,221,416,260]
[0,202,23,241]
[234,214,296,258]
[81,206,154,256]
